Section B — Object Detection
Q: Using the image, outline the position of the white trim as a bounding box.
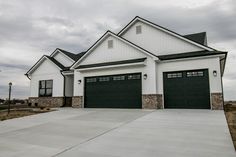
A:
[161,68,212,110]
[118,17,214,51]
[51,49,75,63]
[77,62,146,72]
[70,31,158,69]
[62,71,74,75]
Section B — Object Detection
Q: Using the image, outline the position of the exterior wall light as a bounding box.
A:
[143,74,148,80]
[213,70,217,77]
[78,80,82,84]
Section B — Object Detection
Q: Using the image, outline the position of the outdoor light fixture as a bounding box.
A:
[213,70,217,77]
[143,74,148,80]
[78,80,82,84]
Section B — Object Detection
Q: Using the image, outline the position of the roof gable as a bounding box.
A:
[118,16,214,52]
[25,55,64,76]
[70,31,158,69]
[51,48,77,61]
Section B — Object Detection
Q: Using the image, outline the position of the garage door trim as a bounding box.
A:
[163,69,211,109]
[84,72,142,108]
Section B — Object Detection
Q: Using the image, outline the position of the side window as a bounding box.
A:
[39,80,53,97]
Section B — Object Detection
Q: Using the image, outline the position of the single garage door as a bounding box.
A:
[85,73,142,108]
[163,69,210,109]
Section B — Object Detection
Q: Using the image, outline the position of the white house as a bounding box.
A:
[26,16,227,109]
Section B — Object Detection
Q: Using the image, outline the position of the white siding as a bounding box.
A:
[156,57,222,94]
[79,35,146,66]
[30,59,64,97]
[122,21,204,56]
[53,52,74,67]
[73,57,157,97]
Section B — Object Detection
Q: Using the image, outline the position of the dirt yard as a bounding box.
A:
[0,108,53,121]
[224,102,236,150]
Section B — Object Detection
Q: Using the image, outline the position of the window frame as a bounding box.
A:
[38,80,53,97]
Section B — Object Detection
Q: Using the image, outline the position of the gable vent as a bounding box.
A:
[136,25,142,34]
[108,40,113,49]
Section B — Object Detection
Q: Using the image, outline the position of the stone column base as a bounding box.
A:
[28,97,64,107]
[72,96,83,108]
[211,93,224,110]
[142,94,163,109]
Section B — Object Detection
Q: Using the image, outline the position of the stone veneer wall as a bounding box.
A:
[28,97,64,107]
[211,93,224,110]
[72,96,83,108]
[142,94,163,109]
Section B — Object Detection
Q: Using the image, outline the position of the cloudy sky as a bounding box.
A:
[0,0,235,100]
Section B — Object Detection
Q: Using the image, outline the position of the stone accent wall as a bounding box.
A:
[211,93,224,110]
[142,94,163,109]
[28,97,64,107]
[72,96,83,108]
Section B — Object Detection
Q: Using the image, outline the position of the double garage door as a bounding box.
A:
[163,69,210,109]
[84,69,210,109]
[85,73,142,108]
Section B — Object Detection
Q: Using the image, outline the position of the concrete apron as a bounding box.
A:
[0,108,235,157]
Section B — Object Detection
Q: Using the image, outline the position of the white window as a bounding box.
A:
[108,40,113,49]
[167,73,182,79]
[187,71,204,77]
[99,77,110,82]
[136,25,142,34]
[86,78,97,83]
[113,76,125,81]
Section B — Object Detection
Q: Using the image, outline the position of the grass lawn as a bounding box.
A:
[224,102,236,150]
[0,108,53,121]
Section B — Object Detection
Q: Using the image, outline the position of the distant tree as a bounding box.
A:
[0,98,4,104]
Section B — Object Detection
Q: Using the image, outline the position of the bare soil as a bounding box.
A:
[224,102,236,150]
[0,108,52,121]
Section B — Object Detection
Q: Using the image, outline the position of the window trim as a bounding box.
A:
[38,80,53,97]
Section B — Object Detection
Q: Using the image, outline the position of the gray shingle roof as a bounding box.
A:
[183,32,206,45]
[57,48,81,61]
[157,50,227,61]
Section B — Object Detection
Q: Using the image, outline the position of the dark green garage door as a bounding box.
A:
[163,69,210,109]
[85,73,142,108]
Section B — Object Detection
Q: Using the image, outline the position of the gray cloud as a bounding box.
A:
[0,0,235,100]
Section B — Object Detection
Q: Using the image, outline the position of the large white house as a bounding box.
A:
[26,16,227,109]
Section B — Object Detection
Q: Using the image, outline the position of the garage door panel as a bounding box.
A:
[85,73,142,108]
[164,69,210,109]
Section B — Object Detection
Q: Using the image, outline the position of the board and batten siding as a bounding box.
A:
[73,57,157,97]
[79,35,147,65]
[30,59,64,97]
[53,52,74,67]
[121,21,204,56]
[156,56,222,94]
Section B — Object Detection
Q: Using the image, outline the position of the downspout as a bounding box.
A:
[60,70,66,107]
[220,53,227,107]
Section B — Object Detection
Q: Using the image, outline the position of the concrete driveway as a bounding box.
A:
[0,108,235,157]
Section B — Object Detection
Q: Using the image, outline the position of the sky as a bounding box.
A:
[0,0,235,100]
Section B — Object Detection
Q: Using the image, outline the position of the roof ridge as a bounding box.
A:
[117,16,215,51]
